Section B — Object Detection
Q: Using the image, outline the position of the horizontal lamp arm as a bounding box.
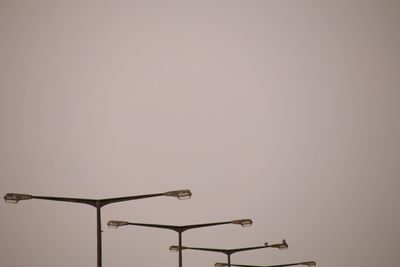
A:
[175,245,229,254]
[99,193,165,207]
[126,222,180,231]
[32,195,98,206]
[4,193,97,206]
[179,221,233,232]
[220,261,316,267]
[229,244,271,254]
[4,190,191,207]
[180,218,252,232]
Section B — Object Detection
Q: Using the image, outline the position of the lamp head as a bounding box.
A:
[271,239,288,250]
[170,245,187,252]
[4,193,32,203]
[164,190,192,200]
[231,219,253,227]
[107,220,129,228]
[301,262,316,267]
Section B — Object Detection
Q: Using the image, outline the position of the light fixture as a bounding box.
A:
[164,190,192,200]
[3,189,192,267]
[269,240,288,250]
[107,218,252,267]
[107,220,129,228]
[170,242,284,267]
[4,193,32,203]
[230,219,253,227]
[215,261,316,267]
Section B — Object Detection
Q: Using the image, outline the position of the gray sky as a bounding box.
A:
[1,1,399,267]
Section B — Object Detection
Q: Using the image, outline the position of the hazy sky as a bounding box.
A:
[1,1,399,267]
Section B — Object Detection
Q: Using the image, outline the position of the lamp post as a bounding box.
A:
[107,219,252,267]
[215,261,316,267]
[3,190,192,267]
[170,240,288,267]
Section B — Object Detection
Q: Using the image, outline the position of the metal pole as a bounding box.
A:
[228,254,231,267]
[178,232,183,267]
[97,207,102,267]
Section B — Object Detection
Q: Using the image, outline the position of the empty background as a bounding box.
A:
[1,1,399,267]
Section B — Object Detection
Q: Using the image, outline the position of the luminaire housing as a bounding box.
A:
[107,220,129,228]
[4,193,32,203]
[301,262,316,267]
[230,219,252,227]
[269,239,288,250]
[164,190,192,200]
[170,245,186,252]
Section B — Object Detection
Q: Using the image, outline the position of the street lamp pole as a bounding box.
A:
[215,261,316,267]
[107,219,252,267]
[4,190,192,267]
[170,240,288,267]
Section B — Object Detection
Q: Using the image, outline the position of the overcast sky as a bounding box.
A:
[1,1,399,267]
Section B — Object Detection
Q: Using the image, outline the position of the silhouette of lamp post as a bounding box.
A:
[107,219,252,267]
[170,240,288,267]
[215,261,316,267]
[3,190,192,267]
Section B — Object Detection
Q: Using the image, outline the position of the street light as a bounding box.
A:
[107,219,252,267]
[215,261,316,267]
[3,190,191,267]
[170,240,288,267]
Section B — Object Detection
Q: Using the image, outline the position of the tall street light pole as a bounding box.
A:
[3,190,192,267]
[170,240,288,267]
[107,219,252,267]
[215,261,316,267]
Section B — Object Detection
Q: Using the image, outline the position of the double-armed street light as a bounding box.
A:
[215,261,316,267]
[170,240,288,267]
[107,219,252,267]
[3,190,192,267]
